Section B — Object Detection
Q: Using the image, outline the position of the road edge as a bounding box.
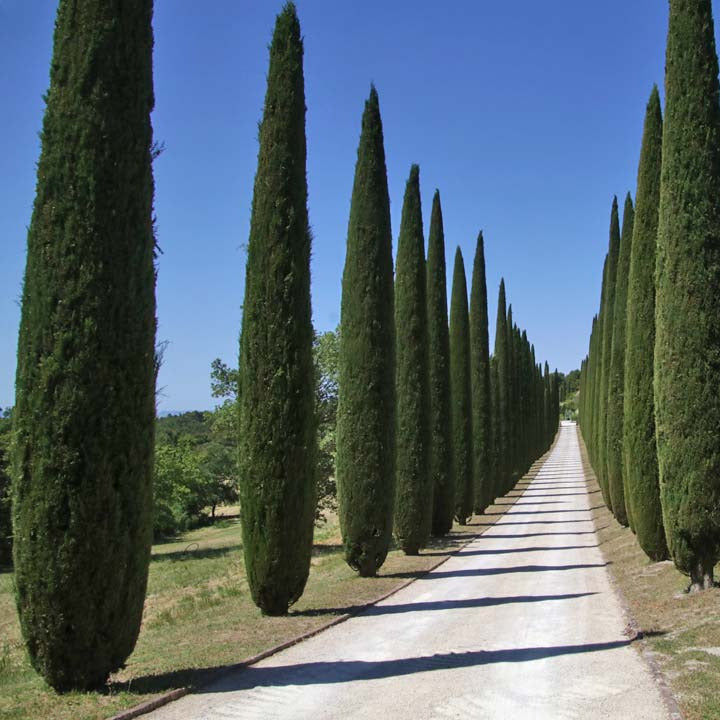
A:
[575,425,683,720]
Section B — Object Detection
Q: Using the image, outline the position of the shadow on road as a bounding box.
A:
[292,591,598,619]
[383,563,608,581]
[123,636,630,696]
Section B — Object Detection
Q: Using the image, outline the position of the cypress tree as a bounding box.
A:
[489,355,501,503]
[469,232,492,513]
[606,193,634,527]
[426,191,454,537]
[598,199,621,502]
[506,306,518,481]
[450,248,474,525]
[592,255,609,472]
[12,0,156,690]
[336,86,396,576]
[238,3,316,614]
[494,280,510,494]
[394,165,432,554]
[655,0,720,590]
[624,86,668,561]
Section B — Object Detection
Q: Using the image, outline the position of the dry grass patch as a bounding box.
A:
[578,432,720,720]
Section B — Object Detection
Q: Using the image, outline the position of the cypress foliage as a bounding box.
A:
[394,165,432,554]
[506,307,518,480]
[655,0,720,589]
[450,248,474,524]
[624,86,668,561]
[606,193,634,527]
[12,0,156,691]
[598,199,621,502]
[592,255,609,472]
[336,86,396,576]
[494,280,510,494]
[489,356,501,506]
[238,3,316,615]
[469,232,492,513]
[426,191,454,537]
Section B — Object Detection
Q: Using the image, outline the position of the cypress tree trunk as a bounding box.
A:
[469,232,492,513]
[12,0,156,691]
[238,3,316,615]
[426,191,454,537]
[336,86,396,576]
[624,86,668,562]
[394,165,432,554]
[656,0,720,591]
[606,193,634,527]
[598,198,621,502]
[494,280,510,494]
[450,248,474,525]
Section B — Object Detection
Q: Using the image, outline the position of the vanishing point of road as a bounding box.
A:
[149,422,670,719]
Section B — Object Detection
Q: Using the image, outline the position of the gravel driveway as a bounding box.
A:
[148,422,670,719]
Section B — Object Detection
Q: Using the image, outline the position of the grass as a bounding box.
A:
[0,456,547,720]
[578,432,720,720]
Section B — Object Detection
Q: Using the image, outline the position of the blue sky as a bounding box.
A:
[1,1,715,411]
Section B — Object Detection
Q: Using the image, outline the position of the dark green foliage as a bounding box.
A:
[0,410,12,567]
[394,165,432,554]
[655,0,720,589]
[337,87,396,574]
[469,232,492,513]
[591,256,609,474]
[238,3,316,614]
[506,307,519,482]
[624,87,668,561]
[12,0,156,691]
[426,191,454,536]
[493,280,510,494]
[598,198,621,504]
[450,248,473,524]
[606,193,634,527]
[489,356,501,503]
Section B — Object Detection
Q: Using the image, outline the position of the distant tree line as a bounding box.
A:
[580,0,720,592]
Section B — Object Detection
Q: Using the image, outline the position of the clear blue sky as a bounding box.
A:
[2,1,716,411]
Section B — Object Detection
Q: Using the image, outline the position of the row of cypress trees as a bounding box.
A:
[337,118,560,573]
[580,0,720,591]
[9,0,562,691]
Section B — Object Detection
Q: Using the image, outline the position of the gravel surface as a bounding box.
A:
[148,422,669,719]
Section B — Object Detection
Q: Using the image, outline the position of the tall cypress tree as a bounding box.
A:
[598,198,621,501]
[336,87,396,576]
[506,306,518,481]
[592,255,609,473]
[489,355,501,505]
[494,280,510,494]
[624,86,667,561]
[426,191,454,537]
[394,165,432,554]
[606,193,634,527]
[12,0,156,690]
[469,232,492,513]
[238,3,316,615]
[656,0,720,590]
[450,248,474,524]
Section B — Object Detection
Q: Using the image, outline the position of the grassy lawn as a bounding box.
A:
[578,432,720,720]
[0,456,547,720]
